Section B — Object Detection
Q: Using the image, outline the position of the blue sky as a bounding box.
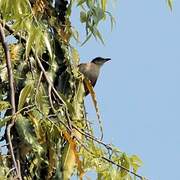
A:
[72,1,180,179]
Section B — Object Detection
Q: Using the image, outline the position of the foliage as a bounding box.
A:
[0,0,144,180]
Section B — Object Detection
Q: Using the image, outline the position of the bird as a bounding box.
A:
[78,57,110,95]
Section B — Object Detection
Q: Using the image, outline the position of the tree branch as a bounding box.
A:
[0,23,22,179]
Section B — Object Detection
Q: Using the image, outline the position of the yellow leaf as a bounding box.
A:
[63,131,84,179]
[0,101,10,111]
[84,78,103,140]
[101,0,107,11]
[71,47,80,66]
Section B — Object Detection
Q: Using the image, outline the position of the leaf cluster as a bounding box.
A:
[77,0,115,44]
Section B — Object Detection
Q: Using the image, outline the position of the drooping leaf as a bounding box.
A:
[80,11,87,23]
[28,112,46,144]
[93,7,104,23]
[84,77,103,140]
[26,27,37,59]
[106,11,116,31]
[81,33,92,46]
[63,131,84,180]
[167,0,173,11]
[93,27,105,44]
[101,0,107,11]
[35,84,49,115]
[18,84,33,110]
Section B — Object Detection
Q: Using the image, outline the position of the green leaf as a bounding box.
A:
[18,84,33,110]
[106,11,116,31]
[16,113,44,155]
[167,0,173,11]
[77,0,86,6]
[81,33,92,46]
[0,101,10,111]
[35,85,49,115]
[87,0,93,8]
[130,155,143,172]
[120,153,130,177]
[92,27,105,44]
[26,27,36,59]
[0,116,11,128]
[93,7,104,23]
[58,93,75,116]
[80,11,87,23]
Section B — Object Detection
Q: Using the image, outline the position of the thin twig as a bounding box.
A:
[72,125,112,150]
[0,22,22,179]
[5,167,16,178]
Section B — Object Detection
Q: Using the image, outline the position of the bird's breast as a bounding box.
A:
[79,63,100,87]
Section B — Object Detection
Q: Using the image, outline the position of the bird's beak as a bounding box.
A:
[105,58,111,61]
[103,58,111,63]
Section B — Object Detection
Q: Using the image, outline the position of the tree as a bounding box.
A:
[2,0,173,179]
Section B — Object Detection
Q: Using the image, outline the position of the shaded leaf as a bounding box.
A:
[28,112,46,144]
[80,11,87,23]
[35,84,49,115]
[16,113,44,156]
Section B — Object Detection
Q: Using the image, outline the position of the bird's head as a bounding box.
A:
[91,57,111,66]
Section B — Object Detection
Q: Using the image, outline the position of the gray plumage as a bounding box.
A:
[79,57,110,95]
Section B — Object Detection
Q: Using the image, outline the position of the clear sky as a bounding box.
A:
[72,1,180,180]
